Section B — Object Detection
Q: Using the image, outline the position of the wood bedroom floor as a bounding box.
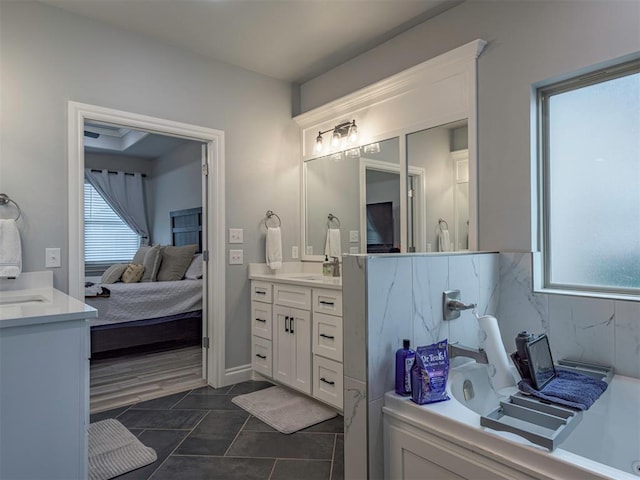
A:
[90,346,207,414]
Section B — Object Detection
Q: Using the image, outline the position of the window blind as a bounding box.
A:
[84,182,140,263]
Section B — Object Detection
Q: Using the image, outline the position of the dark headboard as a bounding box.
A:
[170,207,202,253]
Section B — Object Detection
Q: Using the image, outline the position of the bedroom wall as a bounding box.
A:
[148,141,203,246]
[299,0,640,253]
[0,1,299,371]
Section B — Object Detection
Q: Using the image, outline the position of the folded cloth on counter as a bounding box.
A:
[0,219,22,278]
[266,226,282,270]
[518,368,608,410]
[324,228,341,258]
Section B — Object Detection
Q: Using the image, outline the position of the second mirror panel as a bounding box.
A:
[407,119,469,253]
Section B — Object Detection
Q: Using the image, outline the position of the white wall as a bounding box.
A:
[299,0,640,252]
[0,1,299,370]
[148,141,202,245]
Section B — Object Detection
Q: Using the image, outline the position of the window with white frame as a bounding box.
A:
[538,59,640,295]
[84,182,140,266]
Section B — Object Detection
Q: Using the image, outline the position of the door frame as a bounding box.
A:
[67,101,226,388]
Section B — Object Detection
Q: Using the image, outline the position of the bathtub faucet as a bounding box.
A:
[448,343,488,364]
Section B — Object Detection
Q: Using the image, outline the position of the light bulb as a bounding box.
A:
[331,129,341,148]
[347,120,358,144]
[315,132,323,154]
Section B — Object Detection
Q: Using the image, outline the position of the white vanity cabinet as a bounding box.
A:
[0,282,96,480]
[251,281,273,377]
[312,288,343,409]
[249,278,343,409]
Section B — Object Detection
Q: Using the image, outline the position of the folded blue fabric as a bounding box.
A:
[518,368,608,410]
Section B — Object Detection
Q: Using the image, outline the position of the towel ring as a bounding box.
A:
[327,213,341,228]
[264,210,281,229]
[438,218,449,231]
[0,193,21,221]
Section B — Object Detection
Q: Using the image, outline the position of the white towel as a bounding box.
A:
[324,228,342,258]
[437,227,451,252]
[0,219,22,278]
[266,227,282,270]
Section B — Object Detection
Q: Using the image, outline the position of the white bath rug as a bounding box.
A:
[232,385,337,434]
[88,418,157,480]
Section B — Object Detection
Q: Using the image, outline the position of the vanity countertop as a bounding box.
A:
[248,263,342,289]
[0,272,97,329]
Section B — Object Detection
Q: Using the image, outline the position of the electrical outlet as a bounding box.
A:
[45,248,61,268]
[229,228,243,244]
[229,249,243,265]
[349,230,359,242]
[306,246,313,255]
[291,246,299,259]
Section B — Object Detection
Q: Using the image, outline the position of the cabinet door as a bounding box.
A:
[273,305,294,385]
[272,305,311,394]
[289,308,311,394]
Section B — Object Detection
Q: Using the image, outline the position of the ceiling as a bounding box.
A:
[84,121,194,159]
[39,0,462,83]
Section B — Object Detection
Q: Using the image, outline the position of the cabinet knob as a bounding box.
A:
[255,353,267,359]
[256,318,267,323]
[320,333,335,340]
[320,377,335,386]
[285,316,289,332]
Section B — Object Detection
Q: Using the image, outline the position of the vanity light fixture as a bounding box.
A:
[314,120,358,154]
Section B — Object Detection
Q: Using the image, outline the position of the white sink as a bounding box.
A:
[0,294,49,306]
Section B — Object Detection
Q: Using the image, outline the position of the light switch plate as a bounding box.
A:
[349,230,359,242]
[45,247,61,268]
[306,246,313,255]
[349,246,359,254]
[229,249,243,265]
[229,228,243,244]
[291,246,299,259]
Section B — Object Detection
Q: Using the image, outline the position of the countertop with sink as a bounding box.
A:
[0,271,96,327]
[248,262,342,289]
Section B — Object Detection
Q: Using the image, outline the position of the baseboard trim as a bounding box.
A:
[224,363,252,386]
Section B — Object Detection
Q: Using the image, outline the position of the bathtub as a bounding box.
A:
[383,360,640,479]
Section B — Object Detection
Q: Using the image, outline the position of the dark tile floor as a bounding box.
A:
[90,380,344,480]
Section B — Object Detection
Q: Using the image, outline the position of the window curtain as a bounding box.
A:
[84,169,150,245]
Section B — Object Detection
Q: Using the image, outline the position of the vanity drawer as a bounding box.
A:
[252,336,272,378]
[273,284,311,310]
[251,301,272,340]
[312,289,342,317]
[313,312,342,362]
[313,355,343,409]
[251,281,272,303]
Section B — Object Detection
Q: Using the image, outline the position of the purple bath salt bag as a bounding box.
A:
[410,339,450,405]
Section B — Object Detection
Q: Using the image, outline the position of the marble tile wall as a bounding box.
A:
[342,251,500,479]
[497,252,640,379]
[343,251,640,479]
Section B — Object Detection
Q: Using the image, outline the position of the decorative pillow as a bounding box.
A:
[132,245,150,264]
[101,263,128,284]
[141,245,162,282]
[156,244,198,282]
[184,254,203,280]
[121,263,145,283]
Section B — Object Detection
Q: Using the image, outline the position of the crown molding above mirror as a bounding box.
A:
[294,39,487,261]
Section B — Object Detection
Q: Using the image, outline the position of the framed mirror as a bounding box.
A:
[296,40,486,261]
[406,119,469,253]
[303,137,400,259]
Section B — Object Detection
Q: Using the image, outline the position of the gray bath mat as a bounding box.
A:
[88,418,157,480]
[232,385,337,434]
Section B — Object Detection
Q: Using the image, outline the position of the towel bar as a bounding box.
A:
[0,193,21,221]
[264,210,281,228]
[327,213,341,228]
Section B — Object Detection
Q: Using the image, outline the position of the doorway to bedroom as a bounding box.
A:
[68,102,226,413]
